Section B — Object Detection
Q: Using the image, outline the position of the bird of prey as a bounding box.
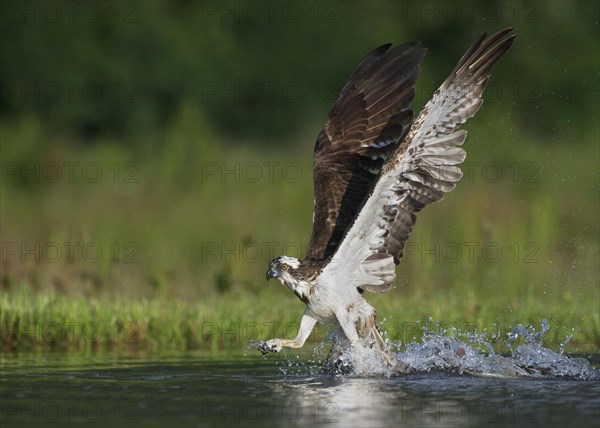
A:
[259,29,515,372]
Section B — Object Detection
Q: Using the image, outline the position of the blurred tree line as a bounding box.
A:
[1,0,598,148]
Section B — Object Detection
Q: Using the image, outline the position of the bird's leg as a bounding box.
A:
[324,310,366,374]
[324,327,352,373]
[257,310,317,355]
[336,307,407,373]
[363,314,406,371]
[335,309,361,345]
[357,313,384,348]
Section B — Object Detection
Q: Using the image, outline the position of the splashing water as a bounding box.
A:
[271,319,597,380]
[393,319,595,379]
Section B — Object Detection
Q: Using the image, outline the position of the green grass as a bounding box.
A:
[1,112,599,354]
[1,283,597,355]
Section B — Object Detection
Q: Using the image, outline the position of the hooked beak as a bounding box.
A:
[266,266,277,281]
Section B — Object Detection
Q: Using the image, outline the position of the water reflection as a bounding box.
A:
[275,377,406,427]
[270,373,599,427]
[0,355,598,428]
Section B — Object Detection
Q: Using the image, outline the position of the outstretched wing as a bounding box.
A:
[304,42,427,262]
[322,28,515,292]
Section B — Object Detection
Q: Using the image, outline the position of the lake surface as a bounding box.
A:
[1,353,599,428]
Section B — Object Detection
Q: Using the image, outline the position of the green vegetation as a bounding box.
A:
[2,274,598,354]
[1,1,598,355]
[1,113,598,354]
[2,2,598,143]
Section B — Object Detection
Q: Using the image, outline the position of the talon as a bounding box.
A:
[256,340,282,355]
[257,342,270,355]
[267,339,282,353]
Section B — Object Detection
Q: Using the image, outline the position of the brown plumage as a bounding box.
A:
[304,42,427,262]
[305,28,515,274]
[261,29,515,372]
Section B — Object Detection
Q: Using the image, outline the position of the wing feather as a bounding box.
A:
[304,42,427,262]
[322,29,515,292]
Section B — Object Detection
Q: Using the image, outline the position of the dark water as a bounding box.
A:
[1,353,599,428]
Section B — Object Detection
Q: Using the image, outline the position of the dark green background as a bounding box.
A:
[2,0,597,147]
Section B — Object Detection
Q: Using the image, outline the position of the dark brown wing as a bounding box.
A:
[320,28,516,294]
[303,42,427,262]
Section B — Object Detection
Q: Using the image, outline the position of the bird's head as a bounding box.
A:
[266,256,301,282]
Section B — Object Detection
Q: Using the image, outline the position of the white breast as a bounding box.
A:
[307,274,362,323]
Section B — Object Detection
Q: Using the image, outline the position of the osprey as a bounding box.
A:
[260,29,515,371]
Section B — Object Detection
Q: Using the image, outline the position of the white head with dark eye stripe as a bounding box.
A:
[266,256,301,281]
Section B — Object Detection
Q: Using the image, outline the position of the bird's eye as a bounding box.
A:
[281,263,289,271]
